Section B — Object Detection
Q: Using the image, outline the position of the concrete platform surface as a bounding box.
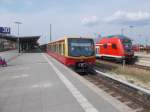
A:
[0,50,19,62]
[0,53,132,112]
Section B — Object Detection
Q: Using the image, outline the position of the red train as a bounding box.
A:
[47,37,95,72]
[95,35,134,62]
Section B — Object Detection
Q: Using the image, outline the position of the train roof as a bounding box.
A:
[104,35,131,40]
[48,36,94,44]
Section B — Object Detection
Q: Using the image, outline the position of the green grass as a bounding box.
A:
[96,61,150,83]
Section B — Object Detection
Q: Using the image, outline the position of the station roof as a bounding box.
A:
[0,33,16,41]
[18,36,40,43]
[0,34,40,43]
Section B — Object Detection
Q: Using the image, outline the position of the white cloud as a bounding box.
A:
[104,11,150,26]
[81,16,99,27]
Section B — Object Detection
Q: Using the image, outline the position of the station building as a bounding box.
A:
[0,33,16,51]
[0,33,40,52]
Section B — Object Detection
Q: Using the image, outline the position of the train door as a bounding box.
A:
[108,38,119,58]
[107,42,112,56]
[95,45,100,57]
[103,43,108,56]
[111,43,118,56]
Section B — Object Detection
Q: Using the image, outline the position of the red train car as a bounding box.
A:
[47,37,95,72]
[95,35,134,62]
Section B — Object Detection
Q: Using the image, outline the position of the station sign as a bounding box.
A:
[0,27,11,34]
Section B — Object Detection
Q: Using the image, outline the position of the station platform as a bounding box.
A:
[0,52,132,112]
[0,50,18,62]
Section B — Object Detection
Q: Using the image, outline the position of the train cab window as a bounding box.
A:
[112,44,117,49]
[68,38,94,57]
[103,44,107,49]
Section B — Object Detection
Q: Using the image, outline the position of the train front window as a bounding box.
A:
[68,38,94,57]
[122,39,132,51]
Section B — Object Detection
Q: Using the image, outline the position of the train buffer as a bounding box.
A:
[0,52,134,112]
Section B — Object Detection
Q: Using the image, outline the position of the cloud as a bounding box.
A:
[104,11,150,26]
[0,0,14,4]
[81,16,99,27]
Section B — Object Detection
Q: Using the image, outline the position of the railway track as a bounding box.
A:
[82,69,150,112]
[132,64,150,71]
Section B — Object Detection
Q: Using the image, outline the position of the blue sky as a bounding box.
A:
[0,0,150,45]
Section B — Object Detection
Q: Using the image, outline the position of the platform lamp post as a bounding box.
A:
[14,21,22,53]
[50,24,52,42]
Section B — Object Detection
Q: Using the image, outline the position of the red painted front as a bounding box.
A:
[99,37,124,57]
[47,51,95,66]
[95,37,125,58]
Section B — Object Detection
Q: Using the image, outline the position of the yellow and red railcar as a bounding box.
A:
[47,37,95,72]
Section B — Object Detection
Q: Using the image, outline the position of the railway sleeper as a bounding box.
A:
[97,76,149,110]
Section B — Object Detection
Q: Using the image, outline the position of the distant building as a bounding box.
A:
[132,44,150,53]
[0,33,40,52]
[0,34,17,51]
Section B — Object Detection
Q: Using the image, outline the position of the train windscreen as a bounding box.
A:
[122,39,132,52]
[68,38,94,57]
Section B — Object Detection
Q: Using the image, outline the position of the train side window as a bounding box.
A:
[61,43,64,55]
[53,45,54,51]
[61,43,63,55]
[59,44,61,54]
[52,44,54,52]
[112,44,117,49]
[56,44,58,53]
[54,44,56,52]
[53,45,54,52]
[57,44,59,53]
[49,45,51,51]
[50,45,52,51]
[63,43,65,55]
[103,44,107,49]
[55,44,57,52]
[51,44,52,51]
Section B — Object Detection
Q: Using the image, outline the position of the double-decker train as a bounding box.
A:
[47,37,95,72]
[95,35,134,62]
